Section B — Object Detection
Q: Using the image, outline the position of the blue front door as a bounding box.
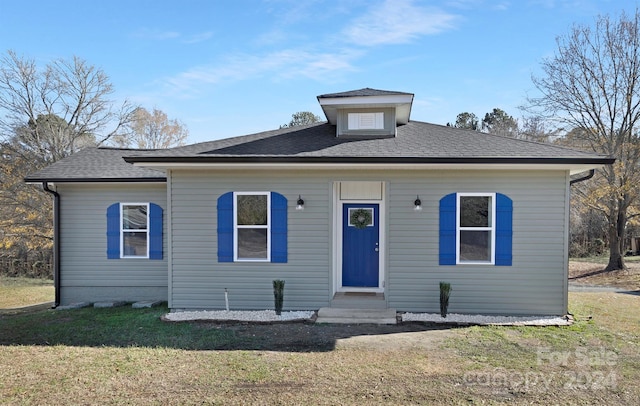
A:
[342,204,379,287]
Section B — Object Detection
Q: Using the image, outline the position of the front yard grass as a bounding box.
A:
[0,277,53,308]
[1,291,638,405]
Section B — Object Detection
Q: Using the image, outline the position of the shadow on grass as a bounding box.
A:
[0,305,458,352]
[568,268,608,280]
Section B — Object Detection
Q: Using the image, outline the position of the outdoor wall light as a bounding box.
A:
[414,195,422,212]
[296,195,305,211]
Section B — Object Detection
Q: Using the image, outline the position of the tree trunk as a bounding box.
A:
[605,205,627,271]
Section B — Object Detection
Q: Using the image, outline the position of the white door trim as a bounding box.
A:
[332,181,386,294]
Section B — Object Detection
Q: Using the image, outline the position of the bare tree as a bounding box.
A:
[116,107,189,149]
[528,10,640,271]
[0,50,135,161]
[519,115,558,143]
[0,51,135,261]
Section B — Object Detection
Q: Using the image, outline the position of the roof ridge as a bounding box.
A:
[318,88,413,98]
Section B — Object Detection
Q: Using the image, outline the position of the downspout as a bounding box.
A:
[564,169,595,316]
[42,182,60,308]
[569,169,595,185]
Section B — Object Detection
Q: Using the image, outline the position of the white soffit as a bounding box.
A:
[132,162,604,175]
[319,94,414,125]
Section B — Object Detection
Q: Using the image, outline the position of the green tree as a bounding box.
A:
[481,108,518,137]
[528,10,640,271]
[453,112,479,130]
[280,111,321,128]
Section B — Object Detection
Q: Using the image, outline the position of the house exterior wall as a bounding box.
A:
[168,170,333,310]
[168,168,569,315]
[56,183,168,304]
[386,170,569,315]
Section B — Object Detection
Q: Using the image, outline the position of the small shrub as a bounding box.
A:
[439,282,452,318]
[273,280,285,315]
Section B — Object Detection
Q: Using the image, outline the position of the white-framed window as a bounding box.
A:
[456,193,496,264]
[121,203,149,258]
[347,112,384,130]
[234,192,271,261]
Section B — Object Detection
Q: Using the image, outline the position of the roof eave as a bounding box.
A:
[25,177,167,184]
[124,155,614,165]
[124,156,614,175]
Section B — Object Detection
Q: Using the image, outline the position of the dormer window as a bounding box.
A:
[317,88,414,138]
[348,112,384,130]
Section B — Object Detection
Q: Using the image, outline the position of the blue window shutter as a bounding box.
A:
[495,193,513,266]
[149,203,163,260]
[439,193,457,265]
[271,192,288,263]
[106,203,120,259]
[217,192,234,262]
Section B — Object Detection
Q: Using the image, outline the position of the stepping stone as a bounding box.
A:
[56,302,92,310]
[132,300,163,309]
[315,307,397,324]
[93,301,127,308]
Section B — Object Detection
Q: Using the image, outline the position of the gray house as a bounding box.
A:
[27,88,613,316]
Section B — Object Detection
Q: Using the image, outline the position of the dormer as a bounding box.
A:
[317,88,414,138]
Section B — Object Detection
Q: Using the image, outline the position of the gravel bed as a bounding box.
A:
[164,309,570,326]
[164,309,315,322]
[401,312,571,325]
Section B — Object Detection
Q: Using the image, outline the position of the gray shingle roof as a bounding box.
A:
[25,147,166,183]
[126,121,611,161]
[26,121,613,182]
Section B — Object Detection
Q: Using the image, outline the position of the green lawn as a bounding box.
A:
[0,277,53,308]
[0,292,638,405]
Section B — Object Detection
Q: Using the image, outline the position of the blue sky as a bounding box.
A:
[0,0,626,143]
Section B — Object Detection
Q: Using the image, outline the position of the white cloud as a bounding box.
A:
[133,28,180,40]
[183,31,214,44]
[492,1,510,11]
[161,48,362,97]
[343,0,459,46]
[132,28,213,44]
[444,0,483,9]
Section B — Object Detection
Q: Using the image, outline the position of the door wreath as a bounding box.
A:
[350,208,372,229]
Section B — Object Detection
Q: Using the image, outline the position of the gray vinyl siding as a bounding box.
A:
[169,170,333,310]
[386,170,569,315]
[169,168,569,315]
[56,183,167,304]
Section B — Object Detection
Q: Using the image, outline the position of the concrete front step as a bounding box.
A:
[330,292,387,309]
[316,307,397,324]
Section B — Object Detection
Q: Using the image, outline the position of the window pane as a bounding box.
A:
[460,230,491,261]
[123,232,147,257]
[237,228,268,259]
[123,205,147,230]
[460,196,491,227]
[237,195,267,225]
